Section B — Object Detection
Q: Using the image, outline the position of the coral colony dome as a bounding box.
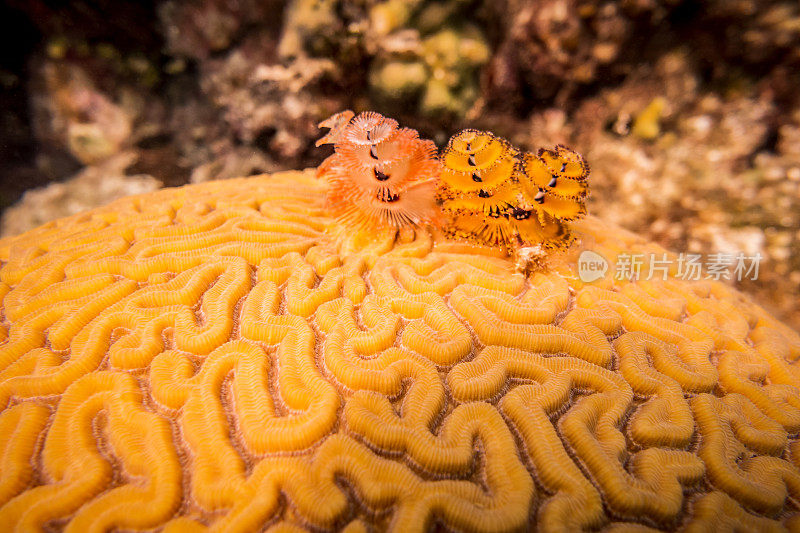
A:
[0,110,799,532]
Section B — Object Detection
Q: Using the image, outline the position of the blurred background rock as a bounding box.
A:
[1,0,798,329]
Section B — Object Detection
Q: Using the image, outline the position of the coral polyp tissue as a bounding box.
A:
[438,129,589,252]
[1,170,800,531]
[316,110,441,231]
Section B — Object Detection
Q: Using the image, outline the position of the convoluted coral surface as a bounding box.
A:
[1,170,800,532]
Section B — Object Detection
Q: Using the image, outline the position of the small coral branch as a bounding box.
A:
[316,110,441,230]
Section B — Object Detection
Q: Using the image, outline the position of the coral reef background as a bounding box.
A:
[1,0,799,327]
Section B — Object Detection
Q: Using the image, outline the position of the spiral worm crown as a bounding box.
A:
[437,130,589,252]
[316,110,440,230]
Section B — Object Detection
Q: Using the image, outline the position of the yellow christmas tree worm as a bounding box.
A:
[437,129,589,255]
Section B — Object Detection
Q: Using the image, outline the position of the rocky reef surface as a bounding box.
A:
[1,0,798,328]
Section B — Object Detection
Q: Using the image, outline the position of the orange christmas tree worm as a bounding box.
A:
[316,110,441,230]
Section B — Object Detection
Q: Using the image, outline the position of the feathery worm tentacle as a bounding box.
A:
[437,129,589,252]
[316,110,441,230]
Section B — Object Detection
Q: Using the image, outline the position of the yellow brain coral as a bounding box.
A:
[1,170,800,532]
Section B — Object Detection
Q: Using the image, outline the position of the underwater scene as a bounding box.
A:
[0,0,799,531]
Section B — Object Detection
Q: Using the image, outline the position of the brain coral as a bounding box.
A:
[1,169,800,532]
